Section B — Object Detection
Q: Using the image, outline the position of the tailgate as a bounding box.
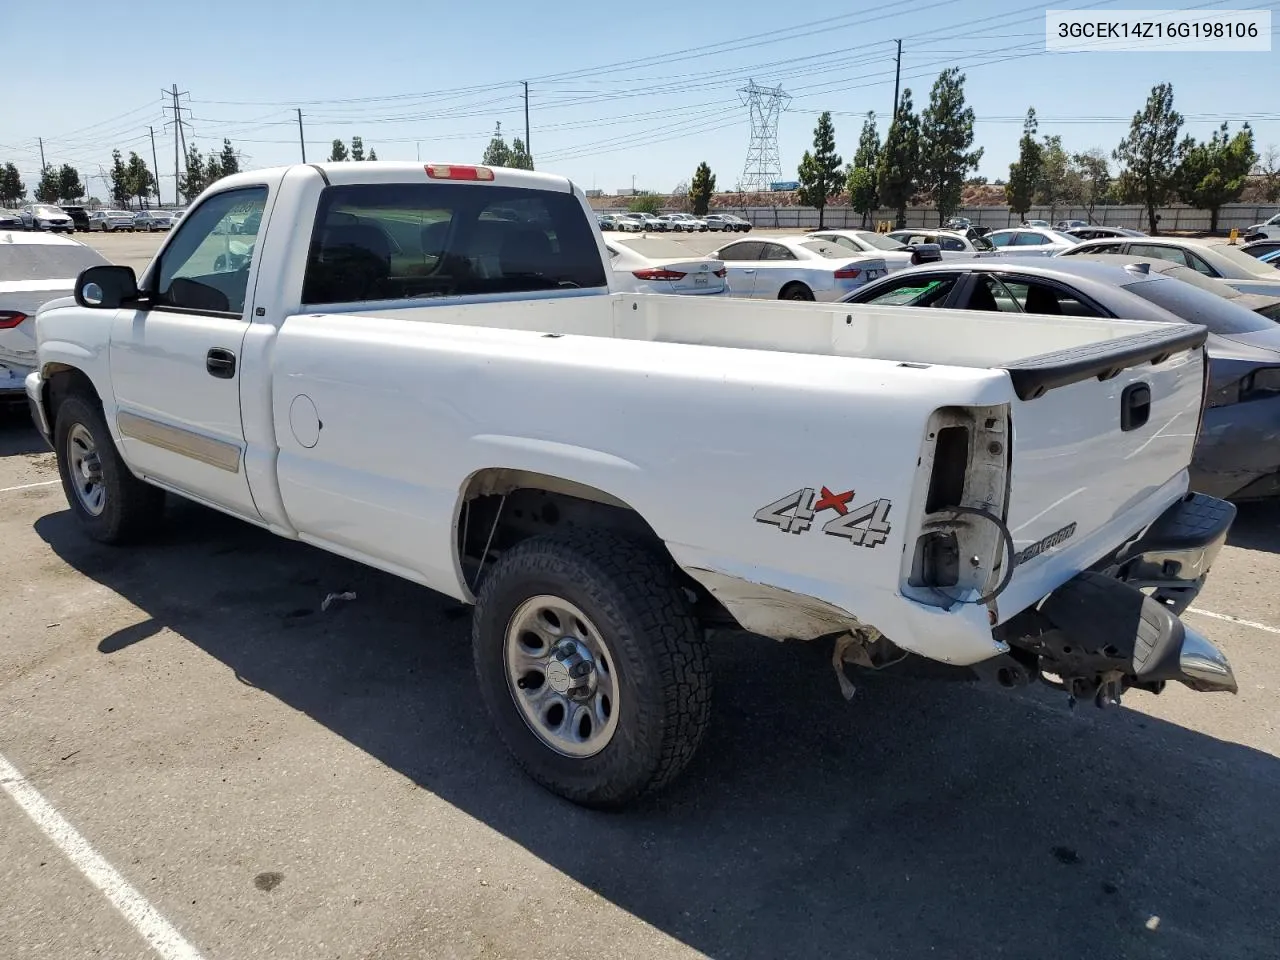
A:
[996,331,1207,619]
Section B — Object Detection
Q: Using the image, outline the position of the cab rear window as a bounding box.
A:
[302,183,608,305]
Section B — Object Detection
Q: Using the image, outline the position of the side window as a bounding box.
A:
[1012,232,1047,246]
[1065,241,1121,255]
[999,279,1101,317]
[1128,243,1188,267]
[968,276,1023,313]
[760,243,797,261]
[989,233,1014,247]
[859,274,958,307]
[301,183,608,305]
[718,241,762,261]
[153,186,268,315]
[939,236,966,251]
[1185,251,1218,277]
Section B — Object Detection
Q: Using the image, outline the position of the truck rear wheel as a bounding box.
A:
[54,393,165,544]
[472,531,711,808]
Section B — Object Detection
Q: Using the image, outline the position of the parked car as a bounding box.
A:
[59,206,91,232]
[28,160,1239,807]
[658,213,706,232]
[1259,249,1280,266]
[885,228,996,258]
[89,210,137,232]
[1020,219,1051,228]
[21,204,75,233]
[722,214,753,232]
[1063,225,1147,241]
[0,210,25,230]
[701,214,739,232]
[603,235,728,296]
[1244,212,1280,241]
[1070,253,1280,321]
[841,256,1280,500]
[943,216,972,230]
[1,231,110,402]
[134,210,175,231]
[595,214,615,231]
[709,235,888,300]
[804,229,929,272]
[986,227,1080,256]
[1059,236,1280,293]
[1239,239,1280,260]
[614,213,646,233]
[1054,219,1089,231]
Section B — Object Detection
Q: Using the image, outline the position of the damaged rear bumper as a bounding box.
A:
[994,493,1238,701]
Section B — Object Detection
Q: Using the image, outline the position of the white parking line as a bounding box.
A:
[0,479,59,494]
[0,752,206,960]
[1186,607,1280,636]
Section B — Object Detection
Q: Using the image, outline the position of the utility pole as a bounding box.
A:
[38,137,46,171]
[522,81,531,160]
[296,109,306,162]
[892,39,903,117]
[149,126,162,205]
[163,83,190,205]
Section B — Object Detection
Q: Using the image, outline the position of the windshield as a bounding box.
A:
[799,240,856,258]
[35,205,63,217]
[1121,278,1274,334]
[1047,231,1081,246]
[617,238,705,258]
[1204,242,1277,276]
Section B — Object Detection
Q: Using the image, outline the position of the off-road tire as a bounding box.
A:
[54,393,165,544]
[472,531,711,808]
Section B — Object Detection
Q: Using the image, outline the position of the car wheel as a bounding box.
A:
[54,392,166,544]
[780,283,815,301]
[472,531,711,808]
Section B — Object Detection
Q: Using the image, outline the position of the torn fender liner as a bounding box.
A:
[687,568,864,641]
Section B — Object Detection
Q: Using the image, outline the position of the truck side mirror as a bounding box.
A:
[76,265,139,309]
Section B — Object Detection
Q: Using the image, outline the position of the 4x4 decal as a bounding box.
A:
[753,486,892,548]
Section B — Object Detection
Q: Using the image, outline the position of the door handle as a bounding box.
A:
[742,269,756,274]
[1120,382,1151,431]
[206,348,237,379]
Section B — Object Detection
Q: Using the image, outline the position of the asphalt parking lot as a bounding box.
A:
[2,231,1278,960]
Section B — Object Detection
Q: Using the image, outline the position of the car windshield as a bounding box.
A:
[1121,278,1274,334]
[856,232,906,250]
[1204,242,1277,275]
[35,205,63,216]
[109,210,130,217]
[0,243,109,282]
[1046,231,1080,245]
[616,238,704,258]
[798,240,854,258]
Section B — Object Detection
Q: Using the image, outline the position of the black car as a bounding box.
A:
[841,257,1280,500]
[59,206,91,232]
[0,210,24,230]
[1240,239,1280,260]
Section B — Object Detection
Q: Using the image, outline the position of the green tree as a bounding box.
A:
[34,166,59,203]
[627,193,663,215]
[845,111,881,227]
[919,68,982,225]
[350,136,365,162]
[1176,122,1256,233]
[179,144,208,201]
[1036,135,1082,221]
[204,154,223,189]
[1072,148,1111,221]
[56,164,84,203]
[508,136,533,170]
[218,139,240,177]
[1114,82,1184,235]
[481,122,511,167]
[125,153,155,206]
[1005,108,1042,221]
[368,148,378,161]
[877,89,921,228]
[328,139,349,162]
[689,161,716,216]
[0,162,25,205]
[110,150,130,207]
[797,111,843,228]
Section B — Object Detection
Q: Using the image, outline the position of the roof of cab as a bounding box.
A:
[206,161,576,194]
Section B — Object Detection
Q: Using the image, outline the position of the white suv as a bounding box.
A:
[1245,213,1280,241]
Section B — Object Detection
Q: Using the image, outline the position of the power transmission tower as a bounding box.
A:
[162,84,192,205]
[738,80,790,194]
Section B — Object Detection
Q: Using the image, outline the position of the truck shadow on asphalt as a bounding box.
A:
[1227,499,1280,552]
[35,502,1280,960]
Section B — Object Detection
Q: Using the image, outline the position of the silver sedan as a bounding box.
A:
[709,235,888,301]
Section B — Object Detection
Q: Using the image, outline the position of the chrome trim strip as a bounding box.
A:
[116,411,241,473]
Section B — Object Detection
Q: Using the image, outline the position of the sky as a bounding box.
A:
[4,0,1278,202]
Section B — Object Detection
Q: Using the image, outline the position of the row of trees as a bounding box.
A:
[480,122,533,170]
[794,76,1275,233]
[1,161,86,205]
[177,139,242,201]
[328,135,378,163]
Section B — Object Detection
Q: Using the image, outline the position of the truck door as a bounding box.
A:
[108,178,281,519]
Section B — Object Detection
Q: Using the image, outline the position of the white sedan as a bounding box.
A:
[986,227,1080,257]
[708,235,888,301]
[603,236,729,296]
[803,229,919,272]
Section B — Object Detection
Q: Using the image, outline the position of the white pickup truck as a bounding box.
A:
[27,162,1240,808]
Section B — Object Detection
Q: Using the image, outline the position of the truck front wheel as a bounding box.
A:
[54,393,165,543]
[472,532,711,808]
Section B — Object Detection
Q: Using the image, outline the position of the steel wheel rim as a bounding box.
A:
[67,422,106,517]
[504,595,621,758]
